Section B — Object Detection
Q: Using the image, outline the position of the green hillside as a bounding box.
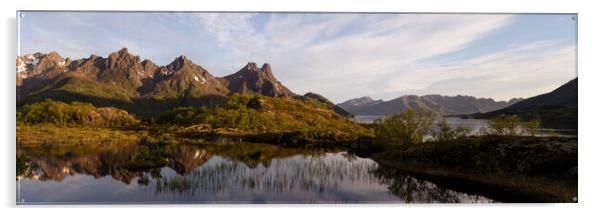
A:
[157,93,373,144]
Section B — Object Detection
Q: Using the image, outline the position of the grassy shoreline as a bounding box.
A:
[17,125,577,202]
[16,124,146,146]
[370,156,577,202]
[361,135,577,202]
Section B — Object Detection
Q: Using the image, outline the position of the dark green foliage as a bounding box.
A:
[246,96,263,110]
[376,135,577,176]
[124,144,168,170]
[16,155,30,177]
[483,116,544,137]
[435,118,470,142]
[521,117,541,136]
[157,93,373,142]
[373,109,436,147]
[487,116,522,136]
[17,99,139,128]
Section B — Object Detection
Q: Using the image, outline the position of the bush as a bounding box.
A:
[485,115,542,137]
[373,109,436,148]
[488,116,521,136]
[435,118,470,142]
[521,117,541,136]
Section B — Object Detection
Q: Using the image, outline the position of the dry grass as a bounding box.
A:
[16,124,146,146]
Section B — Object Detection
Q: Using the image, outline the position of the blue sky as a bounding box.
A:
[18,12,576,103]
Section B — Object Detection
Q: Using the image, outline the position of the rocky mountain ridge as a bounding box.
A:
[16,48,298,116]
[338,94,523,116]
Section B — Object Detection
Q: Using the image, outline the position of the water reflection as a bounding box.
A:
[371,166,494,203]
[18,143,210,184]
[17,140,495,203]
[149,153,379,198]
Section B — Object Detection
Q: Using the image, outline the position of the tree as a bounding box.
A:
[435,118,470,142]
[488,116,521,136]
[521,117,541,136]
[374,109,436,147]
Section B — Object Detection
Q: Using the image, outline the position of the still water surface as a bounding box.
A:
[17,141,495,204]
[355,115,577,136]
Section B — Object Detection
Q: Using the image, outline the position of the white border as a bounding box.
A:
[2,0,601,215]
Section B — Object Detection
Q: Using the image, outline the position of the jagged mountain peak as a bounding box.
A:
[141,59,156,66]
[223,62,295,97]
[18,51,64,63]
[88,54,101,60]
[117,47,130,54]
[141,59,158,75]
[45,51,64,60]
[245,62,258,70]
[175,55,190,62]
[166,55,198,71]
[242,62,273,76]
[17,51,68,76]
[108,48,140,63]
[18,49,302,115]
[261,63,271,71]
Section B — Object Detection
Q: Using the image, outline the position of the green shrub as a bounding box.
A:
[488,116,521,136]
[435,118,470,142]
[521,117,541,136]
[485,115,542,136]
[373,109,436,148]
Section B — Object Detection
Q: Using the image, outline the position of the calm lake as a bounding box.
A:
[354,115,577,137]
[17,141,496,204]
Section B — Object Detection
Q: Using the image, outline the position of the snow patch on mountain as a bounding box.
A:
[194,75,207,83]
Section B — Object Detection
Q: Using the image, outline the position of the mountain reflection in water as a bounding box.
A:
[17,141,495,204]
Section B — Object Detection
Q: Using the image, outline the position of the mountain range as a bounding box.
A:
[16,48,308,116]
[337,95,523,116]
[16,48,576,123]
[473,78,577,129]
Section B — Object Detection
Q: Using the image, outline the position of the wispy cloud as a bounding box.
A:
[386,40,576,101]
[192,14,516,101]
[19,12,576,102]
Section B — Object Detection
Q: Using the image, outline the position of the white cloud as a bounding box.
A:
[384,40,576,101]
[20,12,199,64]
[195,13,266,53]
[22,12,575,103]
[193,14,517,102]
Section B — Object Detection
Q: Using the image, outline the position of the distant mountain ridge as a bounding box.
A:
[473,78,577,129]
[16,48,301,116]
[337,95,523,116]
